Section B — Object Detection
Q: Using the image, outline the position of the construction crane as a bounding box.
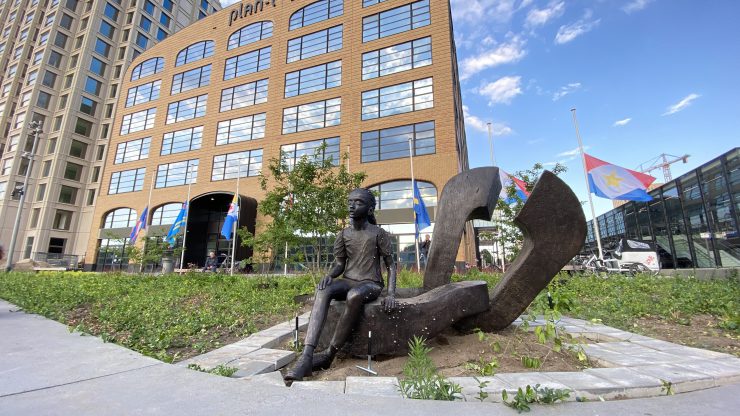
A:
[636,153,690,183]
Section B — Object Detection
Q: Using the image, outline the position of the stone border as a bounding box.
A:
[179,314,740,402]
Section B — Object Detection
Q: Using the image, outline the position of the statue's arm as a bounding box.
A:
[319,231,346,289]
[382,254,397,312]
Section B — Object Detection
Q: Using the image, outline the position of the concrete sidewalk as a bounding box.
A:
[1,299,738,416]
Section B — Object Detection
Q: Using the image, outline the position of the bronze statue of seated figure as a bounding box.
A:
[284,188,397,382]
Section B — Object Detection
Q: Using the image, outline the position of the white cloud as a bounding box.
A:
[451,0,530,24]
[220,0,240,6]
[613,117,632,126]
[463,105,513,136]
[552,82,582,101]
[557,146,588,158]
[478,76,523,105]
[460,37,527,80]
[623,0,654,14]
[554,11,601,44]
[525,1,565,27]
[662,93,700,116]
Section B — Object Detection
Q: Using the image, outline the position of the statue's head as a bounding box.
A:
[348,188,377,225]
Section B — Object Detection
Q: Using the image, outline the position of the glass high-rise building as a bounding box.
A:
[0,0,221,266]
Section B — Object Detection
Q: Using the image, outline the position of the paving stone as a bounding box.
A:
[630,363,716,393]
[543,371,626,400]
[239,370,287,386]
[234,335,281,349]
[631,339,686,351]
[448,377,510,403]
[673,359,740,384]
[231,360,275,377]
[345,377,402,398]
[584,367,663,398]
[496,373,575,402]
[244,348,295,370]
[291,380,345,394]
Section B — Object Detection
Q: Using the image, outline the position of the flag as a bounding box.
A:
[129,206,148,244]
[220,194,239,240]
[585,154,656,201]
[499,170,530,204]
[165,202,188,246]
[413,181,431,237]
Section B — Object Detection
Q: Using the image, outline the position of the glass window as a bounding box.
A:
[156,28,167,41]
[163,0,173,12]
[130,57,165,81]
[104,3,120,22]
[59,13,73,30]
[144,0,155,15]
[125,80,161,107]
[0,182,6,199]
[361,77,433,120]
[39,32,50,46]
[139,16,152,31]
[53,32,68,49]
[369,180,437,209]
[281,137,339,170]
[42,71,58,88]
[48,50,63,68]
[171,64,211,94]
[166,94,207,124]
[104,208,138,228]
[1,159,12,176]
[175,40,215,66]
[227,20,273,50]
[216,113,266,145]
[701,160,739,266]
[223,46,271,80]
[155,159,199,188]
[289,0,343,30]
[64,162,84,181]
[52,210,73,230]
[220,78,268,112]
[135,32,148,49]
[114,137,151,164]
[99,20,116,39]
[109,168,146,194]
[363,0,431,42]
[95,38,112,57]
[69,139,88,158]
[286,25,342,63]
[362,37,432,80]
[120,108,157,135]
[161,126,202,155]
[361,120,435,163]
[212,149,262,181]
[58,185,78,204]
[90,57,107,76]
[74,117,94,137]
[85,77,103,95]
[37,91,52,109]
[285,60,341,98]
[151,203,182,225]
[79,96,97,115]
[282,98,341,134]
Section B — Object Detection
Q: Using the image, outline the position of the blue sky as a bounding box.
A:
[218,0,740,219]
[449,0,740,218]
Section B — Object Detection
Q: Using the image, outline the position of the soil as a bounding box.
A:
[292,326,591,382]
[630,314,739,357]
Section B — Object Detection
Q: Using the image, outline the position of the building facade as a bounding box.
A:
[0,0,221,267]
[86,0,471,271]
[585,148,739,269]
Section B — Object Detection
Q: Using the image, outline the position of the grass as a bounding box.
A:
[0,271,314,362]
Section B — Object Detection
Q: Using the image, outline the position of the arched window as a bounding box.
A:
[103,208,137,228]
[130,57,164,81]
[289,0,343,31]
[175,41,215,66]
[227,21,273,50]
[369,180,437,210]
[151,203,184,225]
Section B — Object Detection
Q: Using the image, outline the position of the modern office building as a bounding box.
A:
[585,148,739,269]
[86,0,471,271]
[0,0,221,266]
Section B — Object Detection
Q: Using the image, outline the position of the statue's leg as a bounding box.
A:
[285,280,351,382]
[312,281,381,370]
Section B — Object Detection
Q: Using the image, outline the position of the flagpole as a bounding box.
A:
[408,139,421,272]
[488,122,505,273]
[179,167,194,269]
[570,108,604,260]
[231,160,242,276]
[140,174,155,273]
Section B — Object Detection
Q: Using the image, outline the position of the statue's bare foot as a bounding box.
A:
[284,354,312,382]
[311,348,336,371]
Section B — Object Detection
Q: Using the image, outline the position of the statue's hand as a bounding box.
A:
[382,295,397,312]
[317,275,333,290]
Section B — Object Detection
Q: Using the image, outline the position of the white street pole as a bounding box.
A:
[571,108,604,260]
[5,121,42,271]
[140,173,155,273]
[231,159,243,275]
[408,139,421,272]
[179,167,194,269]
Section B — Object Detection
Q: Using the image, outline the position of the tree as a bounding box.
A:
[494,163,567,260]
[237,148,366,272]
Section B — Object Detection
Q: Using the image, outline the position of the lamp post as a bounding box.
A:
[5,121,42,271]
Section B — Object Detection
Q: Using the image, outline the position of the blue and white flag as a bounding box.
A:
[413,181,431,237]
[129,206,148,244]
[220,195,239,240]
[165,202,188,246]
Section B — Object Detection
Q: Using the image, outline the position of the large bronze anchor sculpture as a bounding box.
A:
[318,167,586,356]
